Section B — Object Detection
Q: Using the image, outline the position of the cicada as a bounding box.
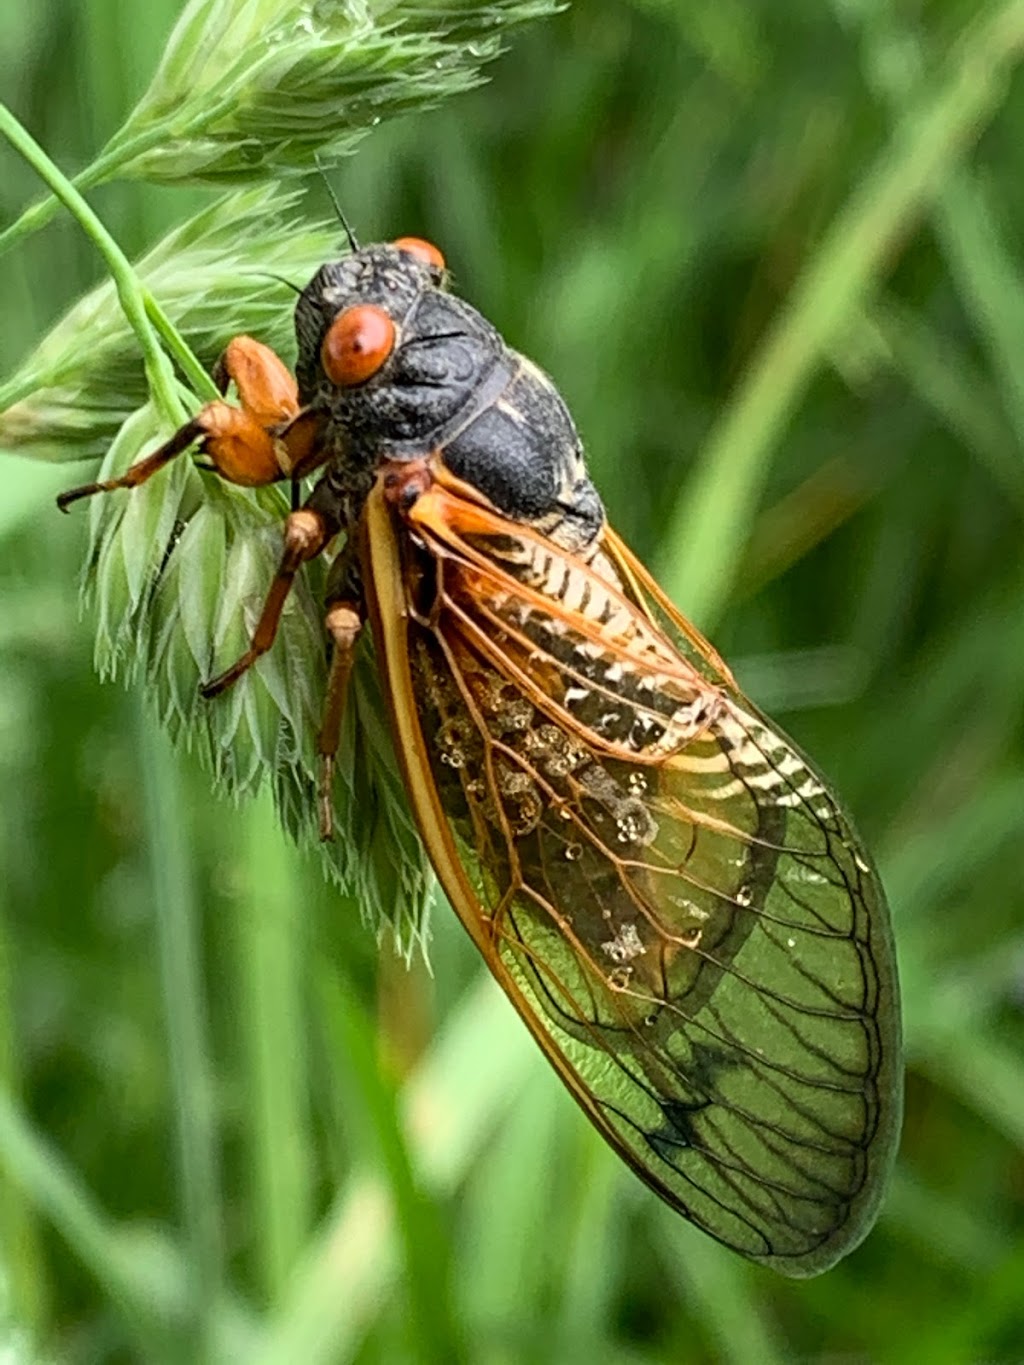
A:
[60,234,902,1276]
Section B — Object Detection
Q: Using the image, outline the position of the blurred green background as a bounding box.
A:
[3,0,1024,1361]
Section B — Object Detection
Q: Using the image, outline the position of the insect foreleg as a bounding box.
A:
[213,336,328,485]
[213,336,298,426]
[57,337,319,511]
[57,418,211,510]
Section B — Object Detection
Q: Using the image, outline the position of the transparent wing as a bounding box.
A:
[362,477,902,1277]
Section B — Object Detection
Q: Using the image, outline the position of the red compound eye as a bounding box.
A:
[392,237,446,271]
[320,304,396,387]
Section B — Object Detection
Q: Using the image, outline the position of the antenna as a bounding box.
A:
[315,156,359,253]
[254,271,303,295]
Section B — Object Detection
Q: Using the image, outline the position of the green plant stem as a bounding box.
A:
[0,125,166,259]
[317,966,463,1365]
[0,1087,259,1360]
[145,291,220,401]
[0,1086,186,1358]
[0,39,323,265]
[237,796,313,1306]
[659,0,1024,629]
[0,1086,153,1342]
[138,703,224,1363]
[850,2,1024,476]
[0,904,47,1339]
[256,976,539,1365]
[0,105,194,427]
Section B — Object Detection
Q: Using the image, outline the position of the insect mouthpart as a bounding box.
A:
[382,460,432,512]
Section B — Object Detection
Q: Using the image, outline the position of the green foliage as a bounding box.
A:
[1,0,1024,1361]
[0,187,342,460]
[0,0,561,248]
[108,0,562,183]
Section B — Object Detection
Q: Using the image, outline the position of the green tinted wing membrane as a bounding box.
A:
[498,698,900,1274]
[389,489,902,1275]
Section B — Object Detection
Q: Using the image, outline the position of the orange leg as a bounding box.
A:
[316,601,365,840]
[200,507,335,698]
[214,336,299,426]
[58,336,321,510]
[58,419,208,510]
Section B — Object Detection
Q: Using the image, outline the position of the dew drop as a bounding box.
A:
[602,923,646,964]
[511,791,542,837]
[437,718,469,770]
[564,842,583,861]
[612,800,658,847]
[494,697,533,733]
[735,885,752,907]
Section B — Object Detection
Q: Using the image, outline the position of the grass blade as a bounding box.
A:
[659,0,1024,628]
